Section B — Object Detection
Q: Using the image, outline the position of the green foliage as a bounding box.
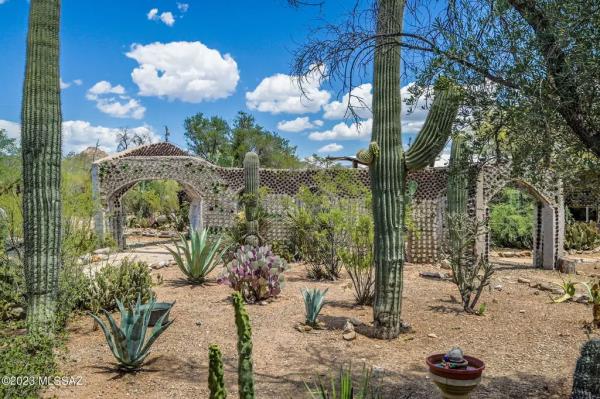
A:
[233,291,255,399]
[166,229,227,284]
[208,344,227,399]
[288,170,371,281]
[565,222,600,251]
[88,259,155,313]
[551,274,577,303]
[581,280,600,328]
[489,188,534,249]
[306,364,381,399]
[302,288,328,326]
[123,180,181,221]
[0,332,57,399]
[184,111,301,168]
[0,257,26,322]
[0,129,17,156]
[339,214,374,305]
[89,296,173,371]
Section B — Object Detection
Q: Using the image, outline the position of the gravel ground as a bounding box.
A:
[45,248,599,399]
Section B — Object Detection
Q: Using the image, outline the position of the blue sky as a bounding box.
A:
[0,0,431,160]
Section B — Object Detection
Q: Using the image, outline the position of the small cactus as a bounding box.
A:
[208,345,227,399]
[233,291,255,399]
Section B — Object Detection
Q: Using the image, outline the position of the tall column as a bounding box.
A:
[91,163,105,242]
[109,198,126,250]
[541,204,556,269]
[189,198,203,232]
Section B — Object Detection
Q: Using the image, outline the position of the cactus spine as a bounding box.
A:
[21,0,63,329]
[233,291,255,398]
[243,152,260,246]
[208,345,227,399]
[571,339,600,398]
[366,0,461,339]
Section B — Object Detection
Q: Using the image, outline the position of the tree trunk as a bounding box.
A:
[21,0,63,330]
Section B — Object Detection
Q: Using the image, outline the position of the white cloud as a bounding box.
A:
[73,79,83,86]
[0,120,20,139]
[160,12,175,26]
[277,116,320,133]
[86,81,145,119]
[60,79,71,90]
[317,143,343,153]
[246,68,331,115]
[177,2,189,12]
[308,119,373,141]
[147,8,159,20]
[0,120,158,153]
[323,83,373,120]
[126,41,239,103]
[0,0,8,4]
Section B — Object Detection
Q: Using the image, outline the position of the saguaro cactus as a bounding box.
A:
[21,0,63,329]
[361,0,461,339]
[447,134,470,254]
[208,344,227,399]
[243,152,260,246]
[571,339,600,398]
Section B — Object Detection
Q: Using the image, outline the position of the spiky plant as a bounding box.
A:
[243,152,261,246]
[21,0,63,330]
[357,0,461,338]
[233,291,255,398]
[302,288,328,326]
[571,339,600,398]
[166,229,226,284]
[89,296,173,371]
[306,364,381,399]
[208,344,227,399]
[581,280,600,328]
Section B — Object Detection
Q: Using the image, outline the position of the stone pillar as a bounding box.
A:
[91,163,105,241]
[474,169,488,263]
[532,202,544,268]
[541,204,556,269]
[109,198,126,250]
[189,198,203,232]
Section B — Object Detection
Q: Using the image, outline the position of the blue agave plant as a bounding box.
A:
[302,287,328,326]
[89,296,173,371]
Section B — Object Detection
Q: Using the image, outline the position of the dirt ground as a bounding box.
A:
[45,245,600,399]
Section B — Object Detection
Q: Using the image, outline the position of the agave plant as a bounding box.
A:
[302,288,328,326]
[166,229,227,284]
[581,280,600,328]
[551,275,577,303]
[89,296,173,371]
[306,364,381,399]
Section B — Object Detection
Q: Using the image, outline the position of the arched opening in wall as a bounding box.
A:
[110,179,203,249]
[486,180,556,269]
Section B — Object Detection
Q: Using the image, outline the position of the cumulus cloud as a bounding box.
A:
[323,83,373,120]
[317,143,343,153]
[126,41,240,103]
[276,117,323,133]
[246,68,331,115]
[308,119,373,141]
[147,8,159,20]
[86,81,145,119]
[147,8,176,26]
[60,78,83,90]
[177,2,189,12]
[0,119,158,153]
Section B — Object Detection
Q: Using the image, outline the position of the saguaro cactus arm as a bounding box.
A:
[405,84,462,171]
[233,292,255,399]
[21,0,63,330]
[356,142,380,165]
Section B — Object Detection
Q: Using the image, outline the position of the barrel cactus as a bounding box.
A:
[361,0,461,338]
[243,152,260,246]
[21,0,63,329]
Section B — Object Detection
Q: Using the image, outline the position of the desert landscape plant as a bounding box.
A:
[219,245,288,303]
[306,364,381,399]
[208,345,227,399]
[21,0,63,330]
[302,287,328,327]
[581,280,600,328]
[571,339,600,398]
[166,229,227,284]
[89,296,173,371]
[339,214,375,305]
[565,221,600,251]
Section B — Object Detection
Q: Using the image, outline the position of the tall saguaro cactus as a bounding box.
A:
[359,0,461,339]
[21,0,63,329]
[447,134,470,253]
[243,152,260,246]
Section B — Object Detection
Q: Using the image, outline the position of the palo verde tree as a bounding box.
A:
[21,0,63,330]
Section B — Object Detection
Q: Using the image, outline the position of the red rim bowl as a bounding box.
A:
[426,354,485,381]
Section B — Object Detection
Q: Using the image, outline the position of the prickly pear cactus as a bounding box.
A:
[243,152,260,246]
[21,0,63,329]
[571,339,600,398]
[363,0,461,339]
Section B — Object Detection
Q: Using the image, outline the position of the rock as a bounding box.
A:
[342,320,356,340]
[343,331,356,341]
[150,262,166,270]
[439,259,452,270]
[536,282,556,292]
[517,277,531,284]
[558,257,581,274]
[574,294,591,304]
[419,271,447,280]
[93,247,111,255]
[349,317,364,327]
[519,309,525,313]
[195,320,203,326]
[295,323,312,333]
[427,333,438,339]
[259,301,268,306]
[494,284,503,291]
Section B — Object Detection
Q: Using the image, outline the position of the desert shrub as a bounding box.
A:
[0,332,57,399]
[88,258,154,312]
[219,245,288,303]
[306,364,381,399]
[489,187,533,249]
[444,213,494,314]
[269,239,296,263]
[339,214,375,305]
[0,257,26,322]
[566,222,600,251]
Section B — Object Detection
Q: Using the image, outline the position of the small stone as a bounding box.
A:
[518,277,531,284]
[195,320,202,326]
[494,284,503,291]
[439,259,452,270]
[519,309,525,313]
[295,323,312,333]
[259,301,268,306]
[419,271,447,280]
[150,262,165,270]
[349,317,364,326]
[343,331,356,341]
[574,294,590,304]
[427,333,438,339]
